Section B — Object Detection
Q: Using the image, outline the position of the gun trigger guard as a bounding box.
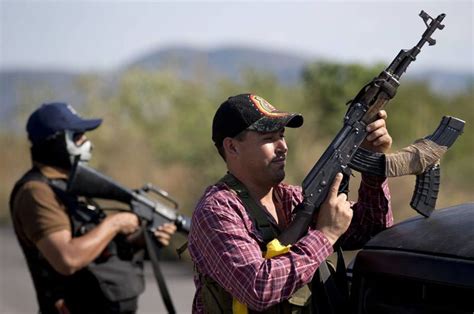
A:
[302,198,315,209]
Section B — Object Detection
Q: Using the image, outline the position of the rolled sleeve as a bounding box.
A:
[13,181,70,244]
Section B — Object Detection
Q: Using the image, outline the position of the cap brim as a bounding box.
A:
[285,114,304,128]
[247,113,303,133]
[69,118,103,133]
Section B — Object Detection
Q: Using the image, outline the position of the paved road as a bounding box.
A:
[0,226,195,314]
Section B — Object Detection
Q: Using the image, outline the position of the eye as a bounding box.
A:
[262,135,275,142]
[73,132,85,142]
[279,129,286,138]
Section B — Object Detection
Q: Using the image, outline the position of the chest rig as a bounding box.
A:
[198,173,312,314]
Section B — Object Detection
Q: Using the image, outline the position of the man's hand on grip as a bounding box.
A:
[315,173,353,246]
[361,110,392,153]
[110,212,140,235]
[153,223,177,247]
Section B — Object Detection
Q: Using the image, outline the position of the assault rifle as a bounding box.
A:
[67,159,191,314]
[67,160,191,235]
[278,10,464,247]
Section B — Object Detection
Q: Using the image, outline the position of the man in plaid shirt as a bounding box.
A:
[188,94,393,313]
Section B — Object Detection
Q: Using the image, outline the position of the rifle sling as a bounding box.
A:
[221,173,349,313]
[219,173,278,247]
[142,223,176,314]
[314,247,349,314]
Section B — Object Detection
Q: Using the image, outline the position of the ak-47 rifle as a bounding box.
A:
[278,10,464,247]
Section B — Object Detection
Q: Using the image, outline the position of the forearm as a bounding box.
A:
[246,229,333,310]
[66,216,122,268]
[37,215,121,275]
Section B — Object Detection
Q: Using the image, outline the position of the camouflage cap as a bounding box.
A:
[212,93,303,147]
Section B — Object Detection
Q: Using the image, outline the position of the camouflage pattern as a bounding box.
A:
[246,94,303,133]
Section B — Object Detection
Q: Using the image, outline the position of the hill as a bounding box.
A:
[124,46,309,84]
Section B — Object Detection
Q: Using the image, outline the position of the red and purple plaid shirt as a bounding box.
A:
[188,174,392,312]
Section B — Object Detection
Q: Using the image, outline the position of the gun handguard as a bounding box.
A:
[278,11,446,246]
[350,116,465,216]
[67,160,191,234]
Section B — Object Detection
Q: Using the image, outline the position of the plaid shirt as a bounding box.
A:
[188,174,392,312]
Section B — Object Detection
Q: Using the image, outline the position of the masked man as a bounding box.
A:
[10,103,176,314]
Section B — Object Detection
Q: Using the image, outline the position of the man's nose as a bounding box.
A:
[276,138,288,154]
[75,134,88,146]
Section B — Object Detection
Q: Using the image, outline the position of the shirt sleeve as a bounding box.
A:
[13,180,71,244]
[338,174,393,250]
[189,191,333,311]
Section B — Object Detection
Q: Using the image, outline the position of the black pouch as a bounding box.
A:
[87,255,145,302]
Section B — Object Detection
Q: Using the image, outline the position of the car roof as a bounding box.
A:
[364,202,474,261]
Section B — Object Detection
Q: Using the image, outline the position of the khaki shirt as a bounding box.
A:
[11,164,71,247]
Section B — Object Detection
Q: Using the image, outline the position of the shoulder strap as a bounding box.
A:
[9,168,102,232]
[313,247,349,314]
[176,173,279,255]
[219,173,278,247]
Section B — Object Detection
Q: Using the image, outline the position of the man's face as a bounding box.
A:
[235,128,288,187]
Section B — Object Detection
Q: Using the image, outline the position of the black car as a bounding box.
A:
[350,203,474,314]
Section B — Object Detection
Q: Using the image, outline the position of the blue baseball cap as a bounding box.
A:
[26,102,102,143]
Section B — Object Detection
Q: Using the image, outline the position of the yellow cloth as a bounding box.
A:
[264,238,292,259]
[232,239,292,314]
[232,299,249,314]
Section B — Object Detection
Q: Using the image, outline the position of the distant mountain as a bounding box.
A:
[0,70,84,129]
[1,46,472,130]
[407,69,473,94]
[124,46,310,84]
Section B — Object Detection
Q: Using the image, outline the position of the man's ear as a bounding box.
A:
[222,137,239,157]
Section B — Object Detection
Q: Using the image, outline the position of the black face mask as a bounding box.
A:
[30,133,72,170]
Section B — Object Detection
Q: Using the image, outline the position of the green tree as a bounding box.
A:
[302,61,384,135]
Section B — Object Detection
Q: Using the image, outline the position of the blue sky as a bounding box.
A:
[1,1,472,73]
